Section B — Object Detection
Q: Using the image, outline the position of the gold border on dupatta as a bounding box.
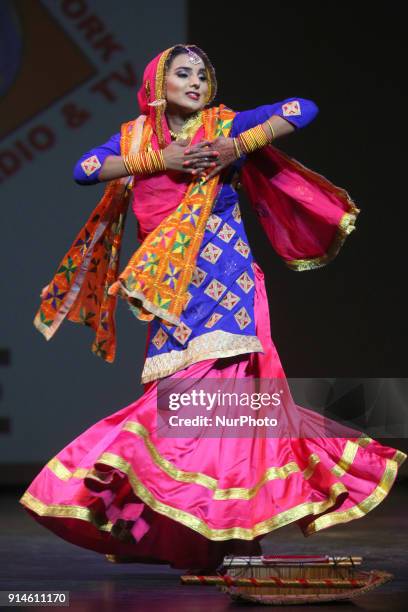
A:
[154,47,172,148]
[285,211,358,271]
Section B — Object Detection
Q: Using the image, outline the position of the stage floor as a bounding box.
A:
[1,481,408,611]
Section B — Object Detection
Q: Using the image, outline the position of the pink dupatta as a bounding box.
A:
[241,146,360,271]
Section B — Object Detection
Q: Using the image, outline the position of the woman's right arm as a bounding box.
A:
[74,133,219,185]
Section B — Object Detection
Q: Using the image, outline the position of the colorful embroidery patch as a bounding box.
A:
[81,155,102,176]
[191,266,207,287]
[206,213,222,233]
[234,306,251,330]
[282,100,301,117]
[236,271,254,293]
[152,328,168,350]
[200,242,223,264]
[233,237,250,258]
[217,222,236,243]
[204,278,227,301]
[204,313,223,328]
[173,321,192,345]
[220,291,240,310]
[232,202,242,223]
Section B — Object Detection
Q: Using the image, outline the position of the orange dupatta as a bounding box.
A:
[33,105,235,363]
[107,105,235,326]
[33,117,144,362]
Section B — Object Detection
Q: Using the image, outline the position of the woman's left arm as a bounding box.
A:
[233,98,319,134]
[186,98,319,178]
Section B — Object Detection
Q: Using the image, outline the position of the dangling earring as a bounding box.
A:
[146,77,166,107]
[148,99,166,107]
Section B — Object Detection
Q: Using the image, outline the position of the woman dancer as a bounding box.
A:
[20,44,406,572]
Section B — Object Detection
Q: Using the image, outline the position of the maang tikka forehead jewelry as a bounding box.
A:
[185,46,201,64]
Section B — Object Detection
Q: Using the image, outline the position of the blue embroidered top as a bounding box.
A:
[73,98,319,383]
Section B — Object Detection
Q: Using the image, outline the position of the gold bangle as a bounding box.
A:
[233,138,243,159]
[160,150,167,170]
[237,124,269,154]
[266,119,276,141]
[123,150,166,176]
[122,155,133,175]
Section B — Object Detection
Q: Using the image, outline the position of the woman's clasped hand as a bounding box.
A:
[163,136,238,180]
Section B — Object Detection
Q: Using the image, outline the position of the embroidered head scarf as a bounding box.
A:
[136,44,217,148]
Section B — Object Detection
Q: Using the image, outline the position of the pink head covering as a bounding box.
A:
[137,45,217,148]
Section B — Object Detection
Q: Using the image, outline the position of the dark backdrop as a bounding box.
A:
[189,3,406,378]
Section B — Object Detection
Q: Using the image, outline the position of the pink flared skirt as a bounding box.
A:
[19,263,407,569]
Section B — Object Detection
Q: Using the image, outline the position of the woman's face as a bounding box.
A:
[164,53,209,115]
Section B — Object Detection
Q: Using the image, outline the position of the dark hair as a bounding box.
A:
[164,45,217,104]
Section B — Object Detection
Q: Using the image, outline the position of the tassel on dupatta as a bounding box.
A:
[241,145,360,270]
